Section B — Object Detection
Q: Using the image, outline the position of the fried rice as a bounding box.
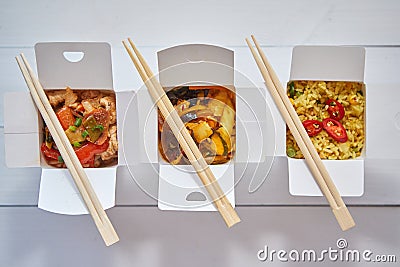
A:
[286,81,365,160]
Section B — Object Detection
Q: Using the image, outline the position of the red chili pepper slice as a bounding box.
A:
[326,99,345,120]
[322,118,348,143]
[303,120,323,137]
[40,143,61,160]
[75,139,109,165]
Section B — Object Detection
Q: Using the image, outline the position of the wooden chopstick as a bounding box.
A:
[246,36,355,231]
[122,39,240,227]
[16,54,119,246]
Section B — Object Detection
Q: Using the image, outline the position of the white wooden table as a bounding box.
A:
[1,1,399,266]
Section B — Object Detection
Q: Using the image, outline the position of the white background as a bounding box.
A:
[1,1,399,266]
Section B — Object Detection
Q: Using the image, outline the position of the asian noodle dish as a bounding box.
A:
[41,87,118,167]
[159,86,235,165]
[286,81,365,160]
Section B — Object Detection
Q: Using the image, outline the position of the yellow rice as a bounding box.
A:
[286,81,365,160]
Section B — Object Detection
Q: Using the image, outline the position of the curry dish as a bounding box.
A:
[41,87,118,167]
[159,86,236,165]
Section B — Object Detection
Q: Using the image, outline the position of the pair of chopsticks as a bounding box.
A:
[16,54,119,246]
[122,38,241,228]
[246,36,355,231]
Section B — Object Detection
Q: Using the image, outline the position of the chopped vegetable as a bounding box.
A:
[82,108,110,145]
[287,147,296,158]
[322,118,348,143]
[82,115,103,143]
[215,127,232,151]
[302,120,323,137]
[40,143,61,160]
[93,124,104,132]
[289,82,295,98]
[57,155,64,163]
[56,107,75,130]
[45,128,53,149]
[74,117,82,127]
[81,130,89,138]
[350,104,363,117]
[220,104,235,135]
[65,127,85,144]
[68,125,77,132]
[75,140,109,165]
[325,99,345,120]
[191,121,213,143]
[211,132,228,156]
[72,141,82,148]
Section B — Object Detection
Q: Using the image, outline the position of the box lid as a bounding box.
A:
[290,46,365,82]
[158,44,234,87]
[35,42,113,90]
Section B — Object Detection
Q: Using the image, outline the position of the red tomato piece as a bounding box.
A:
[40,143,61,160]
[326,99,345,120]
[302,120,323,137]
[74,139,109,165]
[56,106,76,130]
[322,118,348,143]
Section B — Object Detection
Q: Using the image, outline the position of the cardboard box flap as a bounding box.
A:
[288,158,364,196]
[290,46,365,82]
[35,42,113,90]
[38,167,117,215]
[4,92,41,167]
[4,92,40,134]
[158,163,235,211]
[158,44,234,87]
[365,83,400,159]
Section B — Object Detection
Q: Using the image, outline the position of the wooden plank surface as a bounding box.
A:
[1,0,399,47]
[0,1,399,266]
[1,206,399,267]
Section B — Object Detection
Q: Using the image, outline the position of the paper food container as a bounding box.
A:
[4,42,123,215]
[278,46,366,196]
[134,44,271,211]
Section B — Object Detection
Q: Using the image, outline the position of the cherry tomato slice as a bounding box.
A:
[302,120,323,137]
[326,99,345,120]
[322,118,348,143]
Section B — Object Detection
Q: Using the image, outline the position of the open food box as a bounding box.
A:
[131,44,272,211]
[278,46,366,196]
[4,42,127,215]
